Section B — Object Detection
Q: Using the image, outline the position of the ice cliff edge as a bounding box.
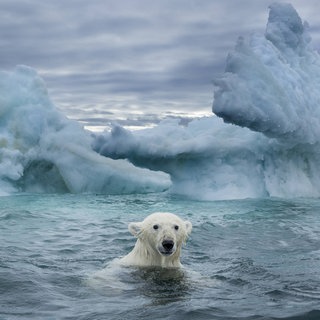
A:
[213,3,320,144]
[0,66,170,195]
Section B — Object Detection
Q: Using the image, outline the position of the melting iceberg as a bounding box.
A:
[94,3,320,200]
[94,115,320,200]
[213,3,320,144]
[0,66,170,195]
[2,3,320,200]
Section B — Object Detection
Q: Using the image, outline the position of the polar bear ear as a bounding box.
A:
[185,220,192,235]
[128,222,143,237]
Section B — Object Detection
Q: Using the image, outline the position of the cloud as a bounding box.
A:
[1,0,320,130]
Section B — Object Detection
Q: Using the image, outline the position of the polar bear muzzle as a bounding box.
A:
[159,239,175,256]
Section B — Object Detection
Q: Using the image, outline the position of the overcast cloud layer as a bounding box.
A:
[1,0,320,130]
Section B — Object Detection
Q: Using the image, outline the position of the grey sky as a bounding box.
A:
[1,0,320,131]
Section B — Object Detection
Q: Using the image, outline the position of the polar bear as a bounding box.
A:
[120,212,192,268]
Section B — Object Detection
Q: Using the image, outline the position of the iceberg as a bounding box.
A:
[94,3,320,200]
[94,115,320,200]
[0,66,170,195]
[2,3,320,200]
[93,117,270,200]
[213,3,320,144]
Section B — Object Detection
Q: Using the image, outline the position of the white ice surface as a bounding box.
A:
[0,66,170,195]
[3,3,320,200]
[94,3,320,200]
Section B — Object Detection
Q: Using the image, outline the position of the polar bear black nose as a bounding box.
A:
[162,240,174,251]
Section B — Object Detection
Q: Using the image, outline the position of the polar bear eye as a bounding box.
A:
[174,225,179,231]
[153,224,159,230]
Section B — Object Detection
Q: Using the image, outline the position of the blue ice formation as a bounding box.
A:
[2,3,320,199]
[94,3,320,200]
[213,3,320,144]
[0,66,170,195]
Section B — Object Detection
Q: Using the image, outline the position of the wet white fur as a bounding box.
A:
[120,212,192,268]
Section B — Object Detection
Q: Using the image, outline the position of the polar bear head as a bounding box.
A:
[126,212,192,267]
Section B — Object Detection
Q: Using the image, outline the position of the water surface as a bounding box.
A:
[1,193,320,319]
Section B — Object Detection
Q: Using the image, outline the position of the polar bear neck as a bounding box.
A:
[127,238,182,268]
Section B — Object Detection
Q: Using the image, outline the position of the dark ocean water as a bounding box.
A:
[1,193,320,320]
